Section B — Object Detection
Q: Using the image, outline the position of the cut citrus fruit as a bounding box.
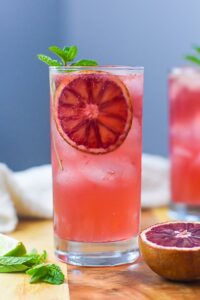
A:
[139,221,200,281]
[0,233,26,256]
[54,72,132,154]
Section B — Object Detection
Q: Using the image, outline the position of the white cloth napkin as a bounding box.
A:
[0,154,170,233]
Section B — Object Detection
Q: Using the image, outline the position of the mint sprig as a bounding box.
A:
[0,247,64,285]
[26,264,65,285]
[0,255,36,266]
[37,45,98,67]
[48,46,68,65]
[0,250,47,273]
[185,45,200,66]
[23,250,47,266]
[193,46,200,54]
[37,55,62,66]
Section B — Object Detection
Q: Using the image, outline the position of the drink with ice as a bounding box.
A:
[169,67,200,220]
[50,66,143,266]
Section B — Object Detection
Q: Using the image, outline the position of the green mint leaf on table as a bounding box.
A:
[26,264,65,285]
[0,264,28,273]
[26,249,47,261]
[37,44,98,67]
[0,256,32,273]
[0,233,65,285]
[37,54,62,66]
[0,256,34,266]
[71,59,98,66]
[24,250,47,266]
[185,55,200,65]
[0,250,47,273]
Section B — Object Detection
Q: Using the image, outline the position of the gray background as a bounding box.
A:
[1,0,200,170]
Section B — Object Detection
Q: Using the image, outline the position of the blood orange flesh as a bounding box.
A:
[144,222,200,248]
[54,72,132,154]
[139,221,200,281]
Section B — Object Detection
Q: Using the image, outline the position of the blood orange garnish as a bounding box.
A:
[54,72,132,154]
[139,222,200,281]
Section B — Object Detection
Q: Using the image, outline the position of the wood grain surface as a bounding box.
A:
[1,208,200,300]
[0,220,69,300]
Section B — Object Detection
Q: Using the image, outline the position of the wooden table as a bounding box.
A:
[1,208,200,300]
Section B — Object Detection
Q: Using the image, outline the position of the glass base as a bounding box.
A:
[54,235,139,267]
[169,202,200,221]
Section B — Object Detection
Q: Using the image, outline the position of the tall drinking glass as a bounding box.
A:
[49,66,144,266]
[169,67,200,220]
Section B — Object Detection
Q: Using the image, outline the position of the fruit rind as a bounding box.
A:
[0,234,26,256]
[4,242,27,257]
[139,222,200,281]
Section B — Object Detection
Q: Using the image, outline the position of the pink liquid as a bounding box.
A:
[170,67,200,205]
[50,69,143,242]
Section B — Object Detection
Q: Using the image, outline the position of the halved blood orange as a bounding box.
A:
[139,221,200,281]
[54,72,132,154]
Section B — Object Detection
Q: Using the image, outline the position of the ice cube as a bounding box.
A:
[170,67,200,92]
[55,166,79,186]
[80,159,136,185]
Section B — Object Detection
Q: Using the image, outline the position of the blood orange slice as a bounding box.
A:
[139,221,200,281]
[54,72,132,154]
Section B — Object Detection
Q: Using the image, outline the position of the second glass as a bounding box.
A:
[50,66,144,266]
[169,67,200,220]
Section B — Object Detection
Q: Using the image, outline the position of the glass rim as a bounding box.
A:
[169,65,200,78]
[49,65,144,73]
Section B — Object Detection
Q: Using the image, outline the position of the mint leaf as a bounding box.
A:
[26,264,46,276]
[63,46,70,53]
[42,265,64,285]
[185,45,200,66]
[0,250,47,273]
[67,45,78,61]
[0,256,33,265]
[37,250,47,263]
[0,264,28,273]
[193,46,200,54]
[24,250,47,266]
[37,54,62,66]
[71,59,98,66]
[27,264,48,282]
[49,46,68,65]
[37,45,98,67]
[0,242,64,284]
[0,256,32,273]
[26,249,47,260]
[27,264,65,285]
[185,55,200,65]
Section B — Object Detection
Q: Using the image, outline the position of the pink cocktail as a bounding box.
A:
[50,66,144,266]
[169,67,200,220]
